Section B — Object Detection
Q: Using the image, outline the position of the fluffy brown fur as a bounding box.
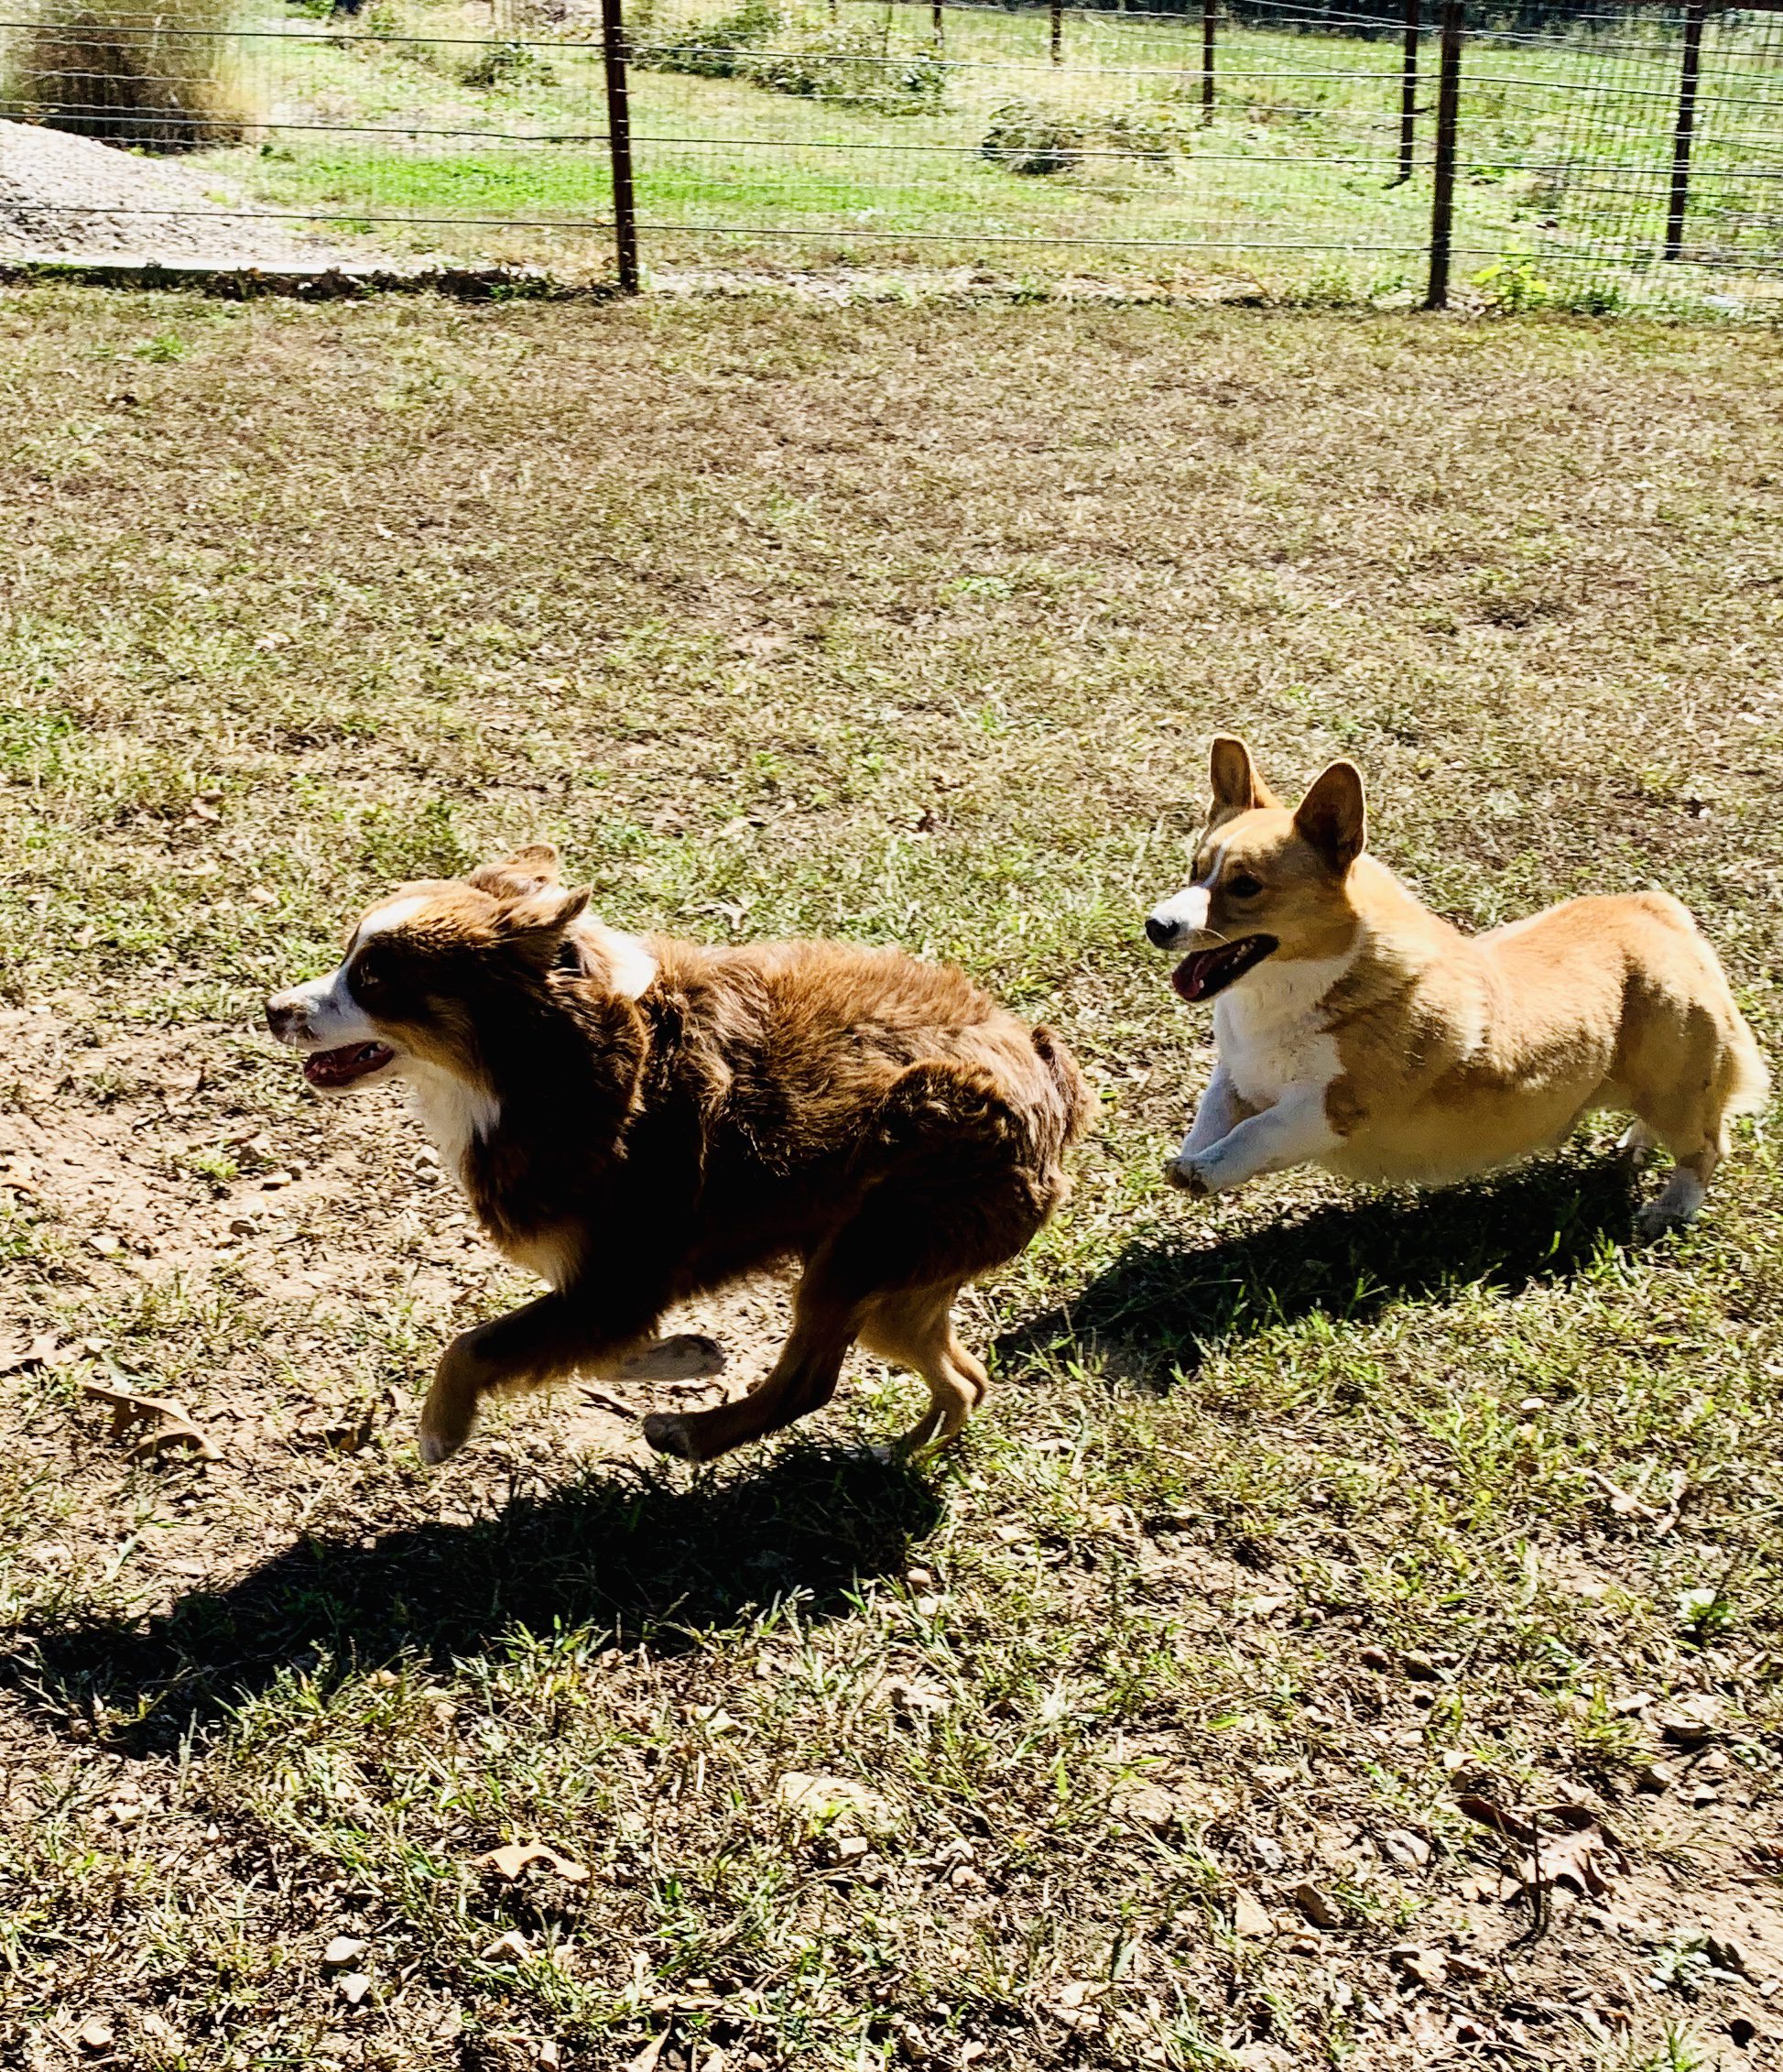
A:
[267,848,1090,1464]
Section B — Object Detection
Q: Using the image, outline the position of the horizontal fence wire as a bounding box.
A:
[0,0,1778,309]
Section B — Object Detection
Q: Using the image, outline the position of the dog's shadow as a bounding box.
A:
[7,1446,940,1753]
[1002,1151,1641,1386]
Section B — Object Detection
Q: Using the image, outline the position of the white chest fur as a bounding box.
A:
[1213,952,1353,1107]
[405,1064,502,1177]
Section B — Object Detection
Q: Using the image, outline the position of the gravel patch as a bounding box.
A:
[0,118,373,267]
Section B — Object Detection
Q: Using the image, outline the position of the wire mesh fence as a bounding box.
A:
[0,0,1779,311]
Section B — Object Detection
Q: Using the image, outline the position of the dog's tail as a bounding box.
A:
[1029,1024,1093,1148]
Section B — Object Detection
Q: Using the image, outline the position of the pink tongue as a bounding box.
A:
[1171,952,1218,1003]
[303,1041,392,1087]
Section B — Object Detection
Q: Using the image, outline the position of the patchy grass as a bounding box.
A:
[0,290,1781,2071]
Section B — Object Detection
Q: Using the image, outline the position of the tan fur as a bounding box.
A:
[1147,738,1767,1235]
[268,847,1090,1464]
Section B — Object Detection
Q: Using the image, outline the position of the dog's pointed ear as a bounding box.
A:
[1209,736,1278,824]
[496,882,591,946]
[1293,760,1366,874]
[468,844,562,897]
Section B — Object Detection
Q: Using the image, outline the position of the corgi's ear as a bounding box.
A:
[469,844,562,900]
[1209,736,1278,824]
[1294,761,1366,874]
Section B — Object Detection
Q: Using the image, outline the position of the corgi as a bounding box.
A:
[267,845,1090,1465]
[1146,737,1767,1236]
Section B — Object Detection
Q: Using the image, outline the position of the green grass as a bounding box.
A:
[0,290,1781,2068]
[149,0,1783,306]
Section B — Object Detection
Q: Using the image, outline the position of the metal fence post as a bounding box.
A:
[1424,0,1462,309]
[931,0,942,45]
[600,0,639,292]
[1201,0,1217,125]
[1393,0,1419,185]
[1050,0,1062,65]
[1665,0,1707,261]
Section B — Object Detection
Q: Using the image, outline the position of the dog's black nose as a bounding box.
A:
[266,998,299,1040]
[1145,915,1174,949]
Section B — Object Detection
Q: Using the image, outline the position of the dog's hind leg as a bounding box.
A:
[642,1274,860,1464]
[857,1283,987,1455]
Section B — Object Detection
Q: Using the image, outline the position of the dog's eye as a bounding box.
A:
[1227,874,1264,900]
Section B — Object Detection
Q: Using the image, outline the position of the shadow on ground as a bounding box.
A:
[1003,1151,1641,1385]
[5,1445,940,1752]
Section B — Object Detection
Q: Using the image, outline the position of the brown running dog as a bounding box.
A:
[266,845,1090,1466]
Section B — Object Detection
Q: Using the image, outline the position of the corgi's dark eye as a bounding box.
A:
[1227,874,1264,900]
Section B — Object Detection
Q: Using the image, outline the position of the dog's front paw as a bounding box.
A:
[1165,1156,1213,1196]
[417,1336,483,1466]
[641,1410,697,1460]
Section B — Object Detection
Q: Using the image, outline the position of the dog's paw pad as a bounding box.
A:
[416,1423,459,1467]
[641,1412,696,1460]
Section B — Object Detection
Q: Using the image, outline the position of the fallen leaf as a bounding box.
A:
[480,1841,590,1883]
[82,1380,223,1461]
[1455,1796,1627,1897]
[777,1771,896,1834]
[1378,1827,1431,1870]
[1389,1945,1447,1992]
[625,2037,666,2072]
[77,2017,114,2053]
[481,1930,531,1963]
[0,1332,61,1375]
[1285,1881,1342,1928]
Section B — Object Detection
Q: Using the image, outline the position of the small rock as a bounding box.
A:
[321,1936,367,1969]
[1447,1954,1492,1982]
[1635,1761,1676,1794]
[335,1972,372,2006]
[77,2018,114,2053]
[1359,1645,1392,1673]
[1232,1892,1276,1939]
[482,1930,531,1963]
[1401,1652,1440,1682]
[1286,1881,1342,1928]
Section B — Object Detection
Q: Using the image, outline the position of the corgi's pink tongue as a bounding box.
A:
[1171,950,1224,1003]
[302,1041,393,1088]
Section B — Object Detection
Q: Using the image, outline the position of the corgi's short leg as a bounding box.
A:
[1616,1119,1657,1167]
[1166,1064,1256,1189]
[1169,1084,1340,1197]
[1636,1143,1717,1238]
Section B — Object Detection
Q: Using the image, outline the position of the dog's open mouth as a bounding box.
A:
[1171,935,1277,1003]
[301,1041,395,1089]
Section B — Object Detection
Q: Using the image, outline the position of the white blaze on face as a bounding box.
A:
[355,894,431,942]
[1151,884,1211,936]
[272,963,384,1052]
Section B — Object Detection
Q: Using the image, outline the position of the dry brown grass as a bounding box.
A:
[5,0,255,153]
[0,289,1780,2071]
